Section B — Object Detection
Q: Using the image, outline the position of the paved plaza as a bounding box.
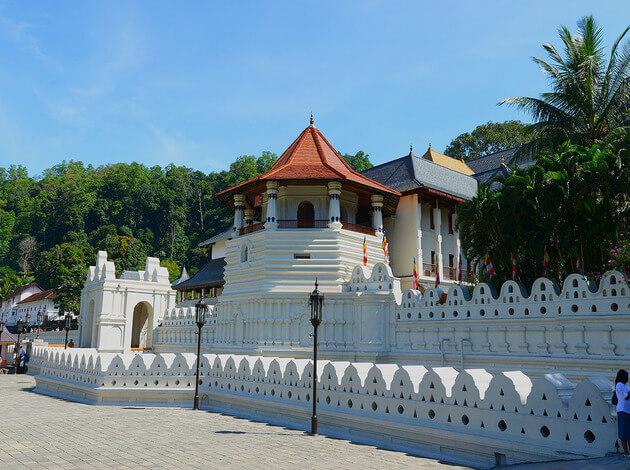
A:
[0,375,627,470]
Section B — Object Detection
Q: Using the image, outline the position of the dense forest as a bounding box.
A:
[0,151,372,312]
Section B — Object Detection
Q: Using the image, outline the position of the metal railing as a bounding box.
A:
[341,222,375,236]
[277,219,329,229]
[239,222,265,235]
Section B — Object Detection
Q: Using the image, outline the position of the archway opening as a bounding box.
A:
[131,302,152,349]
[297,201,315,228]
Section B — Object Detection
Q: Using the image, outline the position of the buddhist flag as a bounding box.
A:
[381,231,389,264]
[362,236,368,266]
[511,255,519,282]
[542,246,550,276]
[484,254,496,281]
[412,257,419,290]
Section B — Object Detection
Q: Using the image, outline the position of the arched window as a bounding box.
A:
[297,201,315,228]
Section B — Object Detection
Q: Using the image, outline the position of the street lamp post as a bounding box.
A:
[193,298,208,410]
[308,279,323,435]
[16,320,24,347]
[36,309,43,339]
[0,320,4,357]
[15,320,24,373]
[64,314,72,349]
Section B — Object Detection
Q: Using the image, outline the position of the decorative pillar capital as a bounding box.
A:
[327,181,342,194]
[371,194,384,232]
[266,180,279,192]
[234,193,245,208]
[370,194,384,206]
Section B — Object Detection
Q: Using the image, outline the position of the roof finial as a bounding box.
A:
[429,142,432,149]
[309,112,314,127]
[409,144,413,154]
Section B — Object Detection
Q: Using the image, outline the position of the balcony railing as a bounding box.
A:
[239,222,264,235]
[423,263,437,277]
[238,219,376,236]
[341,222,375,236]
[277,219,329,229]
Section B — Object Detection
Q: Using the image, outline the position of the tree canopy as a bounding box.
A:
[444,121,531,160]
[0,152,278,312]
[500,16,630,153]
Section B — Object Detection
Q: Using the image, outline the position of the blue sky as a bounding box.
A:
[0,1,627,176]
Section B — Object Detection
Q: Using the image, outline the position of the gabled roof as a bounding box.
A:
[362,149,478,201]
[173,258,226,290]
[2,283,41,302]
[218,120,400,200]
[421,146,474,176]
[16,289,57,305]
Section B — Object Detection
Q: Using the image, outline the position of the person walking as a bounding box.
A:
[614,369,630,456]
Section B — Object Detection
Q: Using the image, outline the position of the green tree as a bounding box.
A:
[445,121,531,160]
[98,234,149,276]
[342,150,373,172]
[160,259,181,283]
[500,16,630,152]
[0,266,33,299]
[36,242,92,314]
[457,136,629,285]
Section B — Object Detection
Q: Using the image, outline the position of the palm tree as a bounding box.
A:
[501,16,629,152]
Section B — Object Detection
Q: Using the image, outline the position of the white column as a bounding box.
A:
[328,181,342,230]
[371,194,384,232]
[232,194,245,236]
[416,195,423,272]
[434,202,443,280]
[264,181,278,230]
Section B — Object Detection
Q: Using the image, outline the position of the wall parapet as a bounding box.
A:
[29,346,617,466]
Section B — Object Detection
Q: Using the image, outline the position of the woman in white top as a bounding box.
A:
[614,369,630,455]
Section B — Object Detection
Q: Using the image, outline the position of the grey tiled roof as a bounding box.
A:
[467,147,535,186]
[363,152,478,200]
[198,229,232,248]
[173,257,226,290]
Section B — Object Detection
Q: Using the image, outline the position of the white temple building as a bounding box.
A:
[25,118,630,468]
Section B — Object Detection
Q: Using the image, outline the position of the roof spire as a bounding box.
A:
[409,144,413,154]
[309,112,314,127]
[429,142,432,149]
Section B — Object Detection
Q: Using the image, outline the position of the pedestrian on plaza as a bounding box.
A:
[18,345,28,373]
[67,339,75,348]
[614,369,630,456]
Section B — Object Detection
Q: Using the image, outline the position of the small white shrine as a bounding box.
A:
[78,251,175,352]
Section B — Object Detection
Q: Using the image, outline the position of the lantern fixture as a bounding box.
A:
[309,279,323,326]
[195,298,208,327]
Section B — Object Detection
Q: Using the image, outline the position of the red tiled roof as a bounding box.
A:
[219,123,400,198]
[16,289,58,305]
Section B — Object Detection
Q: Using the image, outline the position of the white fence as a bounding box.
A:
[29,346,617,468]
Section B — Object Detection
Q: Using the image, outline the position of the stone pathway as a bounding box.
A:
[0,375,466,470]
[1,375,627,470]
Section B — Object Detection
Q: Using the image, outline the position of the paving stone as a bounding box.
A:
[1,375,625,469]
